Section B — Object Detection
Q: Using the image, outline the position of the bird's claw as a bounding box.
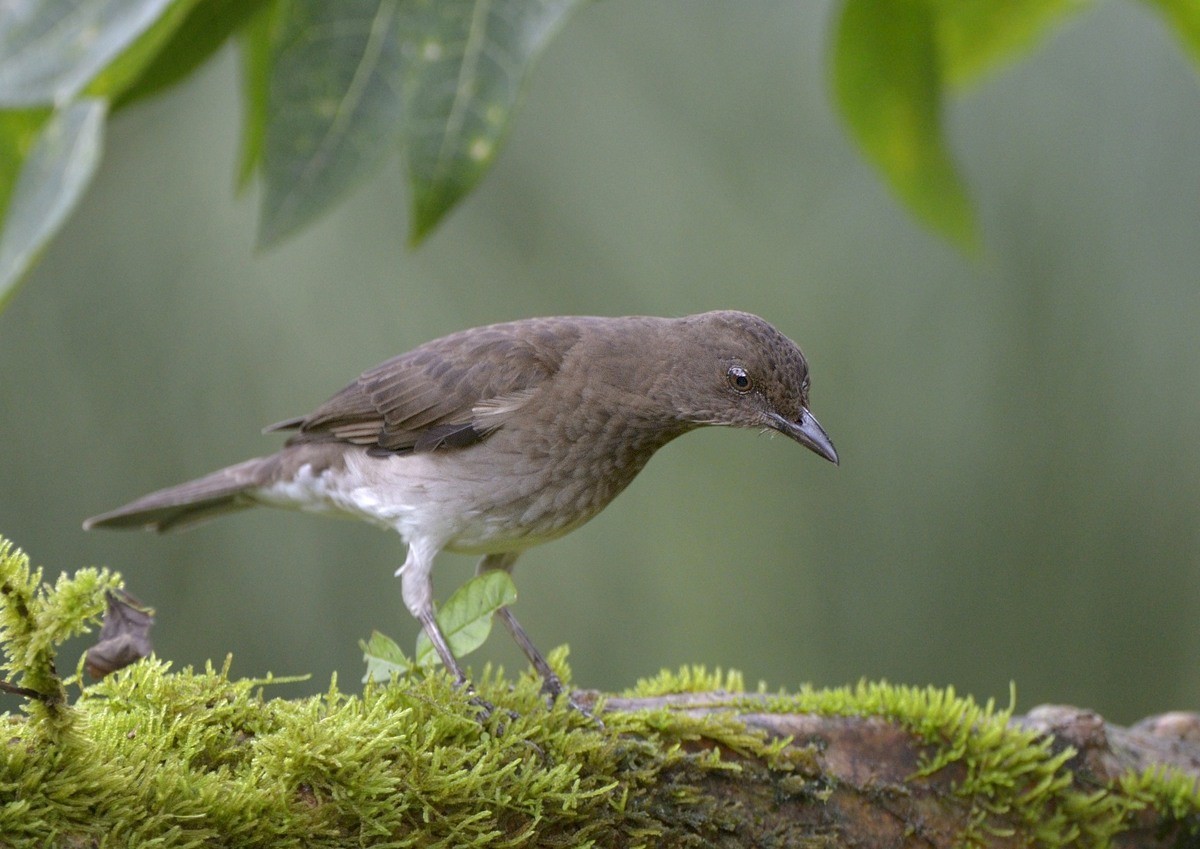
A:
[539,677,603,727]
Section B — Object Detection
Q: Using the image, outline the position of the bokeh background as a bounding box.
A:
[2,2,1198,724]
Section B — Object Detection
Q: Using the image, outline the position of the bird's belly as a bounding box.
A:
[253,448,622,554]
[441,496,601,555]
[252,459,403,529]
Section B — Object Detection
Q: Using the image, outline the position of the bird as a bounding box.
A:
[84,311,838,701]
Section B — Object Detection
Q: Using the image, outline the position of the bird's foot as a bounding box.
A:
[453,676,520,727]
[465,692,496,720]
[540,674,603,727]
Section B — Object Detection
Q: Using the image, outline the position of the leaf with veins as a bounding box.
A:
[256,0,583,247]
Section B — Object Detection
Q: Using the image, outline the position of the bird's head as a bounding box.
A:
[664,311,838,465]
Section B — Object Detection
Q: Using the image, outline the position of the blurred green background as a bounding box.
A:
[2,2,1198,724]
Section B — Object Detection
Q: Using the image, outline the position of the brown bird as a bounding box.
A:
[85,311,837,700]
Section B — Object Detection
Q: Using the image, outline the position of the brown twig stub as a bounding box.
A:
[0,677,58,703]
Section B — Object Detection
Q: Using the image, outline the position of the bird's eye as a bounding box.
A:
[727,366,752,393]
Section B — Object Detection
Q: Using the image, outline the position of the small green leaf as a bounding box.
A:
[360,629,411,683]
[414,571,517,668]
[0,0,174,107]
[833,0,977,250]
[1143,0,1200,71]
[0,99,106,310]
[932,0,1090,87]
[399,0,583,244]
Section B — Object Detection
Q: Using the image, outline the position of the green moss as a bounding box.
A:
[1120,765,1200,833]
[0,536,761,846]
[625,665,748,697]
[2,653,657,846]
[2,535,1199,847]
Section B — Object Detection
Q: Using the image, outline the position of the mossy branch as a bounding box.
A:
[2,536,1199,847]
[0,538,122,729]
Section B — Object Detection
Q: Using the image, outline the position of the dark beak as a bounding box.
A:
[775,408,839,465]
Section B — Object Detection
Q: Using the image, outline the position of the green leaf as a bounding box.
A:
[414,571,518,669]
[111,0,276,111]
[237,1,282,190]
[1142,0,1200,71]
[931,0,1090,87]
[0,107,51,217]
[0,99,106,310]
[833,0,977,251]
[0,0,174,107]
[360,629,411,683]
[256,0,582,248]
[257,0,407,247]
[84,0,201,104]
[398,0,582,245]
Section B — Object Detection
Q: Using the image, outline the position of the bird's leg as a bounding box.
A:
[499,608,563,692]
[397,545,472,691]
[477,553,591,716]
[415,609,469,687]
[477,554,558,690]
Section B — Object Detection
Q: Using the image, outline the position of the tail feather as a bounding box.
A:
[83,457,274,533]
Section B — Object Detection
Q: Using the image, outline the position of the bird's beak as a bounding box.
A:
[774,408,839,465]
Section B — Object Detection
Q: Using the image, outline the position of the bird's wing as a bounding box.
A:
[269,319,584,454]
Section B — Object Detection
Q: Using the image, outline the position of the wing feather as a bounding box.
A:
[277,318,585,454]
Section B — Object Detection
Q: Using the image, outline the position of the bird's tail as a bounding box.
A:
[83,456,276,533]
